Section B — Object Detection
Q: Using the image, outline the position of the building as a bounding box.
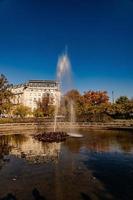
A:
[11,80,61,110]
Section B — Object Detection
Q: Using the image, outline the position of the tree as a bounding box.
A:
[13,105,31,118]
[83,90,109,106]
[116,96,129,104]
[60,90,111,122]
[33,109,44,117]
[77,91,110,121]
[75,96,85,119]
[60,90,81,121]
[107,96,133,119]
[64,89,81,102]
[35,96,55,117]
[0,74,13,115]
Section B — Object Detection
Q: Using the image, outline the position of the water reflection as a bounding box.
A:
[0,130,133,200]
[0,143,10,170]
[65,130,133,154]
[0,134,61,164]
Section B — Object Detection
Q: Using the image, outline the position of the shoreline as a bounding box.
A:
[0,122,133,132]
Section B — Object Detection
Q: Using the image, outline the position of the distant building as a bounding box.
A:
[11,80,61,110]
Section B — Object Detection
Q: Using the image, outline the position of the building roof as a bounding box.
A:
[11,80,59,88]
[28,80,57,84]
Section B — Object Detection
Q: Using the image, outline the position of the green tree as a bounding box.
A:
[116,96,129,104]
[107,96,133,119]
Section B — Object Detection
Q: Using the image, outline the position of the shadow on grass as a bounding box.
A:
[0,188,46,200]
[32,188,46,200]
[80,192,91,200]
[0,193,17,200]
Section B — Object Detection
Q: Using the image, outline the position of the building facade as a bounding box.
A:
[11,80,61,110]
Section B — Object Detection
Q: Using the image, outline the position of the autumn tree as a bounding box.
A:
[0,74,13,115]
[13,104,31,118]
[79,91,110,121]
[83,90,109,106]
[60,90,112,122]
[60,90,81,121]
[64,89,81,102]
[34,96,55,117]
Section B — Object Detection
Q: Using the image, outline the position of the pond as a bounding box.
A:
[0,129,133,200]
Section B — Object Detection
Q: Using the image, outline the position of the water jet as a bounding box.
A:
[34,50,83,142]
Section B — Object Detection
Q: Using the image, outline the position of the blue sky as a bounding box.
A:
[0,0,133,100]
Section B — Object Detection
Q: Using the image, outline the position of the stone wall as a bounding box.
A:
[0,121,133,132]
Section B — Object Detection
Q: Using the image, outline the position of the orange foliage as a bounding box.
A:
[83,91,109,106]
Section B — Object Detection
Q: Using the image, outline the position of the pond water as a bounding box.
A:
[0,129,133,200]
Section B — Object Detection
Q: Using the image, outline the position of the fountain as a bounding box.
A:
[54,50,73,132]
[34,49,83,143]
[54,50,83,138]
